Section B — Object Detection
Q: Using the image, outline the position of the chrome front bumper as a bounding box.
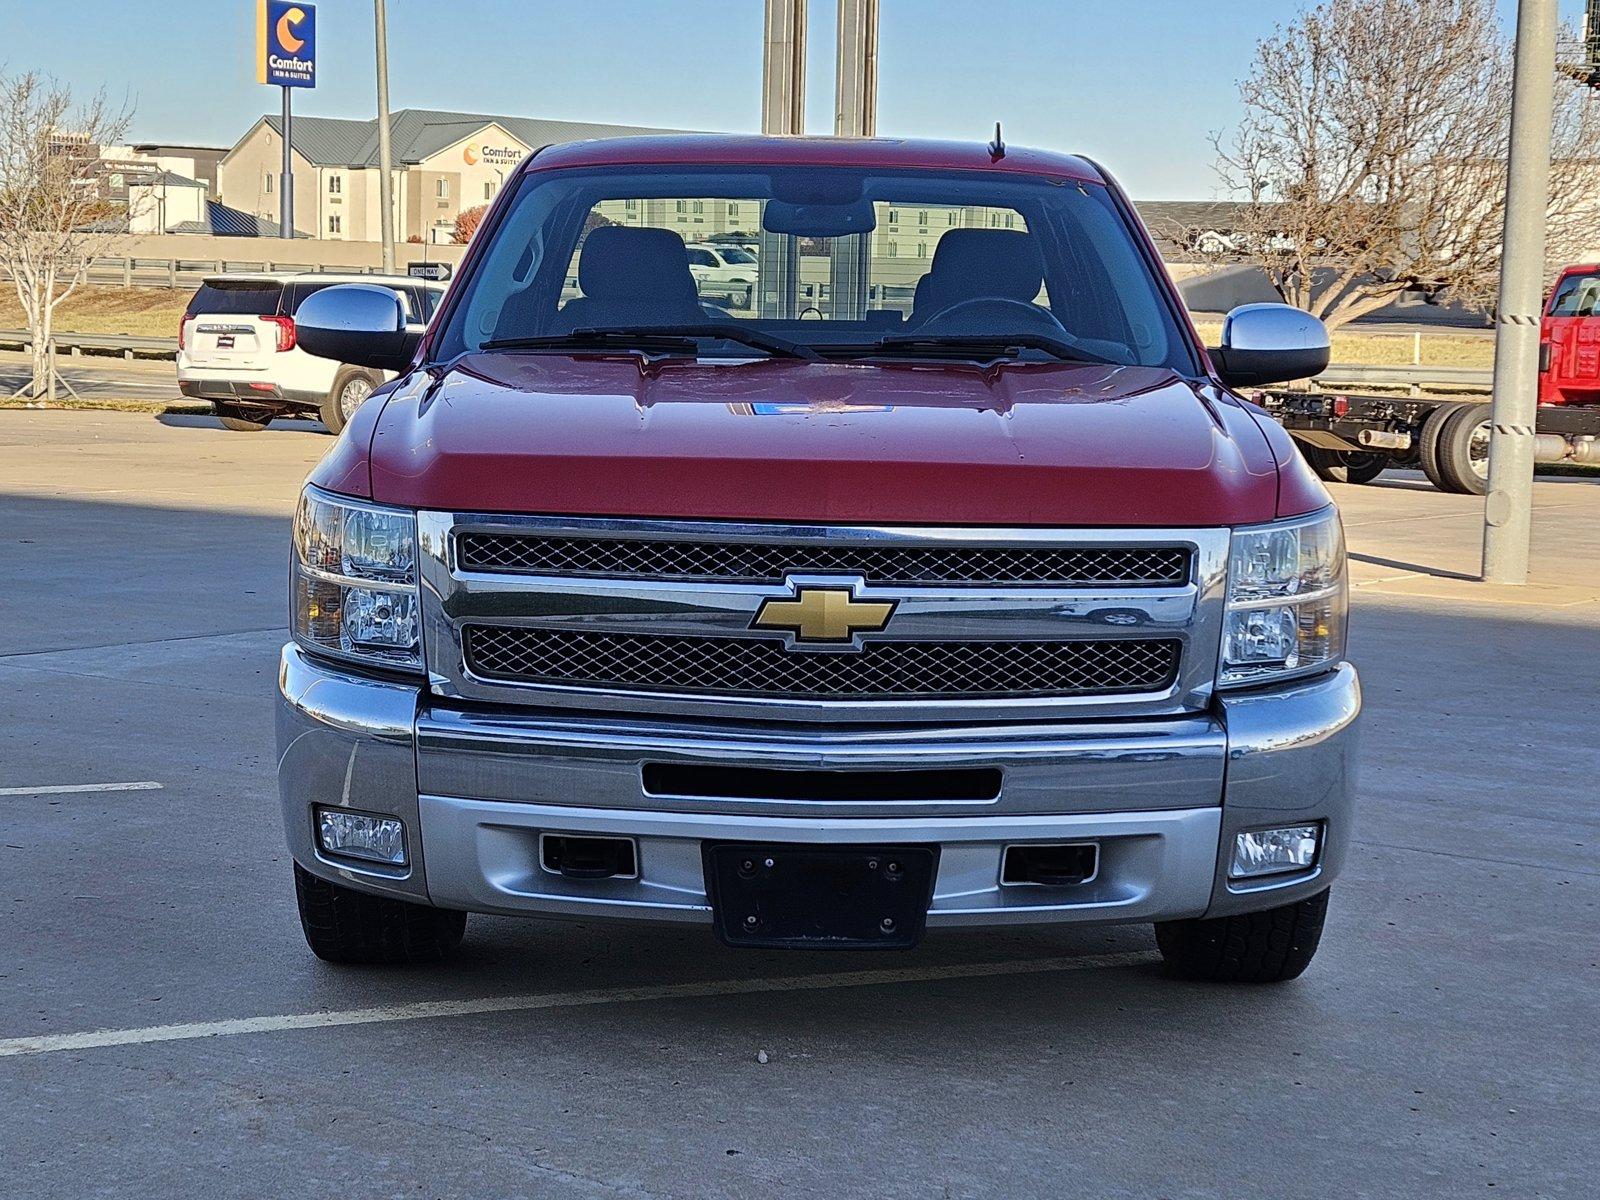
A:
[277,644,1359,928]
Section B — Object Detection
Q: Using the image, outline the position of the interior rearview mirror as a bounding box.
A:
[1209,303,1330,389]
[295,284,422,373]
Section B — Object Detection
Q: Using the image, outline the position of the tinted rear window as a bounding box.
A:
[186,283,283,317]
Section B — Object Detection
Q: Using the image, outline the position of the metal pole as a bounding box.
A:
[375,0,397,273]
[280,86,295,239]
[1482,0,1558,584]
[830,0,878,321]
[760,0,806,319]
[834,0,878,137]
[760,0,807,135]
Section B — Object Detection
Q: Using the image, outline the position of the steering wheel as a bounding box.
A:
[917,297,1069,337]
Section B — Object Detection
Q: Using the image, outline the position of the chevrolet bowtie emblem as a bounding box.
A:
[751,587,897,644]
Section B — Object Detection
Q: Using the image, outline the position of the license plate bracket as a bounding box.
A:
[704,843,938,950]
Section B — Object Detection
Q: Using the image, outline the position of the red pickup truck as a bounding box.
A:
[1264,264,1600,494]
[277,135,1359,983]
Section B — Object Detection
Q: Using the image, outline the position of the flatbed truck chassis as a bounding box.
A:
[1259,389,1600,494]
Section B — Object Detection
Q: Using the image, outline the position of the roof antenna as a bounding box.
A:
[987,121,1006,160]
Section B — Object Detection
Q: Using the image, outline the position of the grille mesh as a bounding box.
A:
[456,533,1190,589]
[463,625,1181,700]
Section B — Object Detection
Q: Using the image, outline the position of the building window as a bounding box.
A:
[917,210,927,226]
[1005,213,1015,228]
[625,198,637,210]
[435,178,448,198]
[328,174,342,195]
[484,181,494,200]
[727,202,739,217]
[692,200,704,214]
[675,200,687,213]
[264,173,273,194]
[917,242,927,258]
[887,241,897,258]
[948,212,957,225]
[328,214,341,234]
[888,209,899,223]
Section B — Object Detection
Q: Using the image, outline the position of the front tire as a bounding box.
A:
[294,863,467,965]
[1434,402,1492,496]
[1155,888,1330,983]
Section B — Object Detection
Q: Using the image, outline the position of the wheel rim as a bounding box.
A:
[339,377,374,421]
[1467,420,1492,480]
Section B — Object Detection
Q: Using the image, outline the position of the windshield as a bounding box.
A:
[435,165,1195,371]
[1549,271,1600,317]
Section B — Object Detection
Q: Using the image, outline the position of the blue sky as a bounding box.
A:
[6,0,1588,199]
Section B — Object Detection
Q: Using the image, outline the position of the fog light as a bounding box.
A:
[316,807,407,866]
[1230,824,1320,879]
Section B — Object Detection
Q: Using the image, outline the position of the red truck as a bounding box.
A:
[276,135,1359,983]
[1263,264,1600,493]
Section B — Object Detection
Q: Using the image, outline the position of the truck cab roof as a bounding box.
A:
[525,133,1107,185]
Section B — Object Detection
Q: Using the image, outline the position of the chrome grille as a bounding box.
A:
[463,625,1182,700]
[456,533,1190,588]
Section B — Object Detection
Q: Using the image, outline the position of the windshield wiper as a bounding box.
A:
[829,332,1111,365]
[480,324,821,362]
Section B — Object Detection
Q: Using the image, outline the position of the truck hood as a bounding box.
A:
[358,354,1291,526]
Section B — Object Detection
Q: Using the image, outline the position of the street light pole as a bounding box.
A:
[280,85,294,239]
[1482,0,1558,584]
[374,0,397,274]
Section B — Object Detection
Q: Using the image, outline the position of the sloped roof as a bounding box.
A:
[133,169,207,190]
[166,201,295,237]
[259,114,376,167]
[259,108,692,168]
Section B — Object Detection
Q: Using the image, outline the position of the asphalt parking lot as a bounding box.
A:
[2,410,1596,1199]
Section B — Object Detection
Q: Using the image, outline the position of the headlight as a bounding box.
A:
[1219,508,1346,688]
[292,486,421,672]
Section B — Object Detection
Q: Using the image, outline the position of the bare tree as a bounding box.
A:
[1190,0,1600,332]
[0,72,133,398]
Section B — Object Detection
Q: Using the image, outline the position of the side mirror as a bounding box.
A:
[1209,303,1330,388]
[295,284,422,373]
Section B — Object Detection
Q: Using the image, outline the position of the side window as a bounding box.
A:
[688,249,715,267]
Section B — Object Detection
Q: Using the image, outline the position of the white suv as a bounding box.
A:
[177,273,445,433]
[684,243,758,284]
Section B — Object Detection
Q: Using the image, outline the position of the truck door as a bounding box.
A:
[1542,268,1600,405]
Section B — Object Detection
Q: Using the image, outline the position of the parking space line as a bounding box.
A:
[0,781,162,796]
[0,950,1150,1059]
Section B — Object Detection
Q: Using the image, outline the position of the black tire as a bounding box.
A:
[294,863,467,965]
[1418,404,1458,492]
[1435,402,1492,496]
[1155,888,1330,983]
[214,404,272,432]
[321,368,381,435]
[1302,445,1388,485]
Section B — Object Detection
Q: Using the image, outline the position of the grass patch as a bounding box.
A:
[0,287,189,339]
[1190,321,1493,369]
[0,396,209,415]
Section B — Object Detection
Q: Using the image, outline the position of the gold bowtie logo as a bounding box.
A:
[751,587,897,644]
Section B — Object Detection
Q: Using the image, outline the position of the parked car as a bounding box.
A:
[277,135,1358,983]
[685,242,758,284]
[176,273,445,433]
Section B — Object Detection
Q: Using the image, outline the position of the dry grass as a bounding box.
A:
[0,396,209,414]
[0,287,189,339]
[1189,321,1494,369]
